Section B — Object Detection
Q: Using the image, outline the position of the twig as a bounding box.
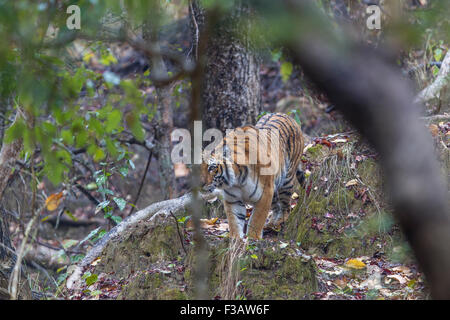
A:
[74,184,100,206]
[34,238,83,255]
[9,155,41,299]
[189,0,200,60]
[170,210,187,254]
[129,150,153,215]
[28,260,58,289]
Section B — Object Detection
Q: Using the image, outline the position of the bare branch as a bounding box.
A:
[415,51,450,104]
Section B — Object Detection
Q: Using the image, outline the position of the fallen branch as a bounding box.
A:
[415,50,450,104]
[66,189,220,289]
[43,216,104,228]
[420,113,450,123]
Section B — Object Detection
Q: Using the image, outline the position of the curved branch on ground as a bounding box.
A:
[66,189,220,289]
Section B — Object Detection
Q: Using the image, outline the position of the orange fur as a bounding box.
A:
[203,113,304,239]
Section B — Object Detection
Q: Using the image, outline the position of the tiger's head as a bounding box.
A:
[201,156,226,192]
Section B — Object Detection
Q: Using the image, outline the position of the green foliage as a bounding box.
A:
[82,272,98,286]
[0,1,163,187]
[280,61,293,83]
[256,111,268,121]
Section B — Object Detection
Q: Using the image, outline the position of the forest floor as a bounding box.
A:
[66,220,429,300]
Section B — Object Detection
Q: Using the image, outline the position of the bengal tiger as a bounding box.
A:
[202,113,304,239]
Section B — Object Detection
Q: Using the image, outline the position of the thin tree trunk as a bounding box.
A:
[143,10,176,200]
[0,112,23,201]
[0,109,31,299]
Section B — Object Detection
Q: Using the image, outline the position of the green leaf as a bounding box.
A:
[125,112,145,141]
[85,273,98,286]
[95,174,107,186]
[105,109,122,133]
[57,273,68,285]
[105,138,118,157]
[86,182,98,190]
[98,188,114,195]
[62,239,78,249]
[78,227,100,246]
[271,48,282,62]
[71,254,85,263]
[280,62,293,83]
[61,129,74,145]
[111,215,122,225]
[119,167,128,177]
[4,118,26,143]
[56,266,67,274]
[432,65,439,76]
[113,197,127,211]
[96,200,110,211]
[434,48,443,62]
[90,290,102,297]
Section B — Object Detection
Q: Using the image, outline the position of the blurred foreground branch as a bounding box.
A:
[253,0,449,298]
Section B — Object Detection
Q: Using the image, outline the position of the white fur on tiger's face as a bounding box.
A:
[203,113,304,240]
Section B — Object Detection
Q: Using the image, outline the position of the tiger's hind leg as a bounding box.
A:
[223,199,247,239]
[269,184,294,227]
[266,193,282,228]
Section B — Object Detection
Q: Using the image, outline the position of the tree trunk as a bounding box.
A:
[190,1,261,132]
[0,113,22,201]
[143,10,176,200]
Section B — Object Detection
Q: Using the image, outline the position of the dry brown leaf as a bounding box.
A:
[345,179,358,187]
[186,217,220,230]
[387,274,408,285]
[392,266,413,276]
[45,191,64,211]
[429,124,439,137]
[344,259,366,270]
[200,217,219,226]
[334,278,348,289]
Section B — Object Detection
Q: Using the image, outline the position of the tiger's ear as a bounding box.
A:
[207,158,218,172]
